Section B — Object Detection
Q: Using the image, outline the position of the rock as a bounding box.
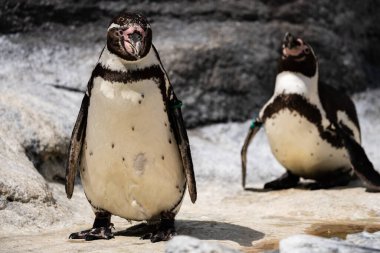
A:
[279,234,380,253]
[346,231,380,249]
[0,43,84,230]
[1,1,379,126]
[166,235,241,253]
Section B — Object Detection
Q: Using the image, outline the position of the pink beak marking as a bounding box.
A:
[283,39,308,57]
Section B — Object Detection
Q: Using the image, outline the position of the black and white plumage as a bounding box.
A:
[65,12,196,242]
[241,33,380,191]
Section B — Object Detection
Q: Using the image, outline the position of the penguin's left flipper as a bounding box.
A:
[168,94,197,203]
[335,122,380,192]
[65,94,89,199]
[241,119,263,189]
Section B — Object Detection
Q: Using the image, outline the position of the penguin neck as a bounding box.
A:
[274,68,319,100]
[98,46,159,72]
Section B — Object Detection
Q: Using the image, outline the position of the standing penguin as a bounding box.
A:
[65,12,196,242]
[241,33,380,191]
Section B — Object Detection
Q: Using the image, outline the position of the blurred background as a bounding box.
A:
[1,0,380,127]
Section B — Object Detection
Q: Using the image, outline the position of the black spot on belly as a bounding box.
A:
[90,151,93,156]
[161,155,165,160]
[122,157,125,161]
[138,100,142,104]
[132,126,135,131]
[168,139,172,144]
[111,143,115,148]
[310,153,314,156]
[164,108,167,112]
[141,93,144,98]
[164,122,167,127]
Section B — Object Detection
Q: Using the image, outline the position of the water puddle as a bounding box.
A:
[305,222,380,239]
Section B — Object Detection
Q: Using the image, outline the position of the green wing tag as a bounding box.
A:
[171,100,183,109]
[250,118,263,129]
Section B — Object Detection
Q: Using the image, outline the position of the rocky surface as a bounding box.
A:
[1,1,379,126]
[280,234,380,253]
[166,236,241,253]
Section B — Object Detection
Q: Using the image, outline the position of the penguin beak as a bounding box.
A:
[123,27,145,59]
[282,32,305,57]
[283,32,301,49]
[128,32,143,58]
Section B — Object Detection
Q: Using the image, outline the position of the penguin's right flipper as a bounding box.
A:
[241,119,263,189]
[336,122,380,192]
[65,94,89,199]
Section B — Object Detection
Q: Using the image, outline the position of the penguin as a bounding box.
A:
[65,12,196,242]
[241,32,380,191]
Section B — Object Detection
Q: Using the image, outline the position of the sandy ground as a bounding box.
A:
[1,181,380,253]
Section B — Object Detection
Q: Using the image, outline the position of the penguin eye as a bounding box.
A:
[118,17,125,23]
[304,48,310,54]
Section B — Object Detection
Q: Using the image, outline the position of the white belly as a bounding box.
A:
[265,109,351,179]
[80,78,186,221]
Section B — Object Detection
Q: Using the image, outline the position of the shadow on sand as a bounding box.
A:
[244,179,364,192]
[116,220,264,247]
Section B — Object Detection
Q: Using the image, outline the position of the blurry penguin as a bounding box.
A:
[241,33,380,191]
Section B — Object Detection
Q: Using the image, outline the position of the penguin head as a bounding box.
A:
[107,12,152,61]
[278,32,317,78]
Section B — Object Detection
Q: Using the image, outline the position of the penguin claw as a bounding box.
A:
[139,218,177,243]
[140,228,177,243]
[69,224,115,241]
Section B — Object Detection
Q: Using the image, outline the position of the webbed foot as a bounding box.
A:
[140,212,176,243]
[264,171,300,190]
[69,224,114,241]
[140,219,176,243]
[306,171,352,190]
[69,211,114,241]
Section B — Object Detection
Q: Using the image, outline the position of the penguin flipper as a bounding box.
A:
[168,95,197,203]
[241,119,263,189]
[336,122,380,192]
[65,94,89,198]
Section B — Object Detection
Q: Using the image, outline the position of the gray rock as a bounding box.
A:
[166,235,241,253]
[280,234,380,253]
[346,231,380,250]
[1,0,379,127]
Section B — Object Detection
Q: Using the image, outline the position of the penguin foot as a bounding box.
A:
[69,224,115,241]
[306,170,352,190]
[264,171,300,190]
[140,218,176,243]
